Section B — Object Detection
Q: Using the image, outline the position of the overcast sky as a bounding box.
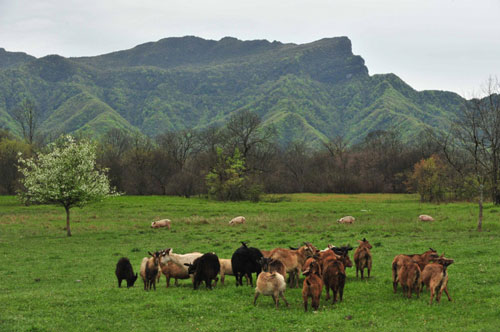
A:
[1,0,499,96]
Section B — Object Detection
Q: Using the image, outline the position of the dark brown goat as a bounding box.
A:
[354,238,373,279]
[302,260,323,311]
[259,257,287,280]
[140,251,161,291]
[421,254,454,304]
[392,248,438,293]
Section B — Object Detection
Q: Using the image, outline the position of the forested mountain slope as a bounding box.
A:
[0,36,464,144]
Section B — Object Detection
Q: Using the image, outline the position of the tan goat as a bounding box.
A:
[269,242,317,288]
[421,254,454,304]
[253,272,289,309]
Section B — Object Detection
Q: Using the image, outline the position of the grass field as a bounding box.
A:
[0,194,499,332]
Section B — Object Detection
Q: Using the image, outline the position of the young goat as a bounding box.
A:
[253,272,289,309]
[302,260,323,312]
[140,251,161,291]
[421,254,454,304]
[392,248,438,293]
[354,238,372,279]
[398,259,421,299]
[115,257,138,288]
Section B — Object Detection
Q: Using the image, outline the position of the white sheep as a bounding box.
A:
[419,214,434,222]
[337,216,355,224]
[151,219,171,229]
[229,216,246,225]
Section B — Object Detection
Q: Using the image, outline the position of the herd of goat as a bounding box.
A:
[115,239,454,310]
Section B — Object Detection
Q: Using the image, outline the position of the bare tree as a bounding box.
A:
[437,77,500,231]
[13,98,39,145]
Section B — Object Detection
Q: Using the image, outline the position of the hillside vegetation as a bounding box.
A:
[0,36,464,144]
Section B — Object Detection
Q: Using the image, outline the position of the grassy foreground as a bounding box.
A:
[0,194,499,332]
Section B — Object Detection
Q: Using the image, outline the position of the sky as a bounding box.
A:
[1,0,499,97]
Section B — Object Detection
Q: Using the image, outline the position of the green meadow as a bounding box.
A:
[0,194,499,332]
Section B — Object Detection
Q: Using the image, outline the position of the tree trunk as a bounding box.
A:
[65,206,72,237]
[478,184,483,232]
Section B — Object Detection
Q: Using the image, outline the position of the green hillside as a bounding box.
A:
[0,36,464,144]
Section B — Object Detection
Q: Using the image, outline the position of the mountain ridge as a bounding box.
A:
[0,36,463,145]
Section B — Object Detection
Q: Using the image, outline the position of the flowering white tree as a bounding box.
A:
[17,135,117,236]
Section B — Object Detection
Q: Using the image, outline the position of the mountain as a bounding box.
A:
[0,36,464,145]
[0,48,36,69]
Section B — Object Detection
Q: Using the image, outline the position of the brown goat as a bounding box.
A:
[160,261,190,287]
[354,238,373,279]
[302,255,322,277]
[421,254,454,304]
[302,260,323,311]
[260,249,272,258]
[398,259,421,298]
[140,251,161,291]
[322,257,346,304]
[392,248,438,293]
[269,242,317,288]
[259,257,287,280]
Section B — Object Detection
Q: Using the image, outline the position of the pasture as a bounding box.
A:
[0,194,499,332]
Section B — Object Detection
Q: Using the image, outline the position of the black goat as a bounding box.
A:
[231,242,263,286]
[115,257,138,288]
[185,253,220,290]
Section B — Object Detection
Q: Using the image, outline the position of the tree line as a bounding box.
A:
[2,79,500,215]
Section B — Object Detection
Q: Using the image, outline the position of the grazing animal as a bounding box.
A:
[418,214,434,222]
[259,257,287,280]
[115,257,138,288]
[302,260,323,311]
[337,216,355,224]
[253,272,289,309]
[421,254,454,304]
[151,219,171,229]
[218,258,250,286]
[229,216,246,225]
[322,257,346,304]
[398,259,421,298]
[160,261,190,287]
[231,242,263,286]
[184,253,220,290]
[331,245,354,269]
[392,248,439,293]
[269,242,317,288]
[160,248,203,274]
[302,255,322,277]
[140,251,161,291]
[354,238,373,279]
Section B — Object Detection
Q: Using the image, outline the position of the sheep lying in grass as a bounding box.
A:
[337,216,355,224]
[253,272,289,309]
[229,216,246,225]
[151,219,171,229]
